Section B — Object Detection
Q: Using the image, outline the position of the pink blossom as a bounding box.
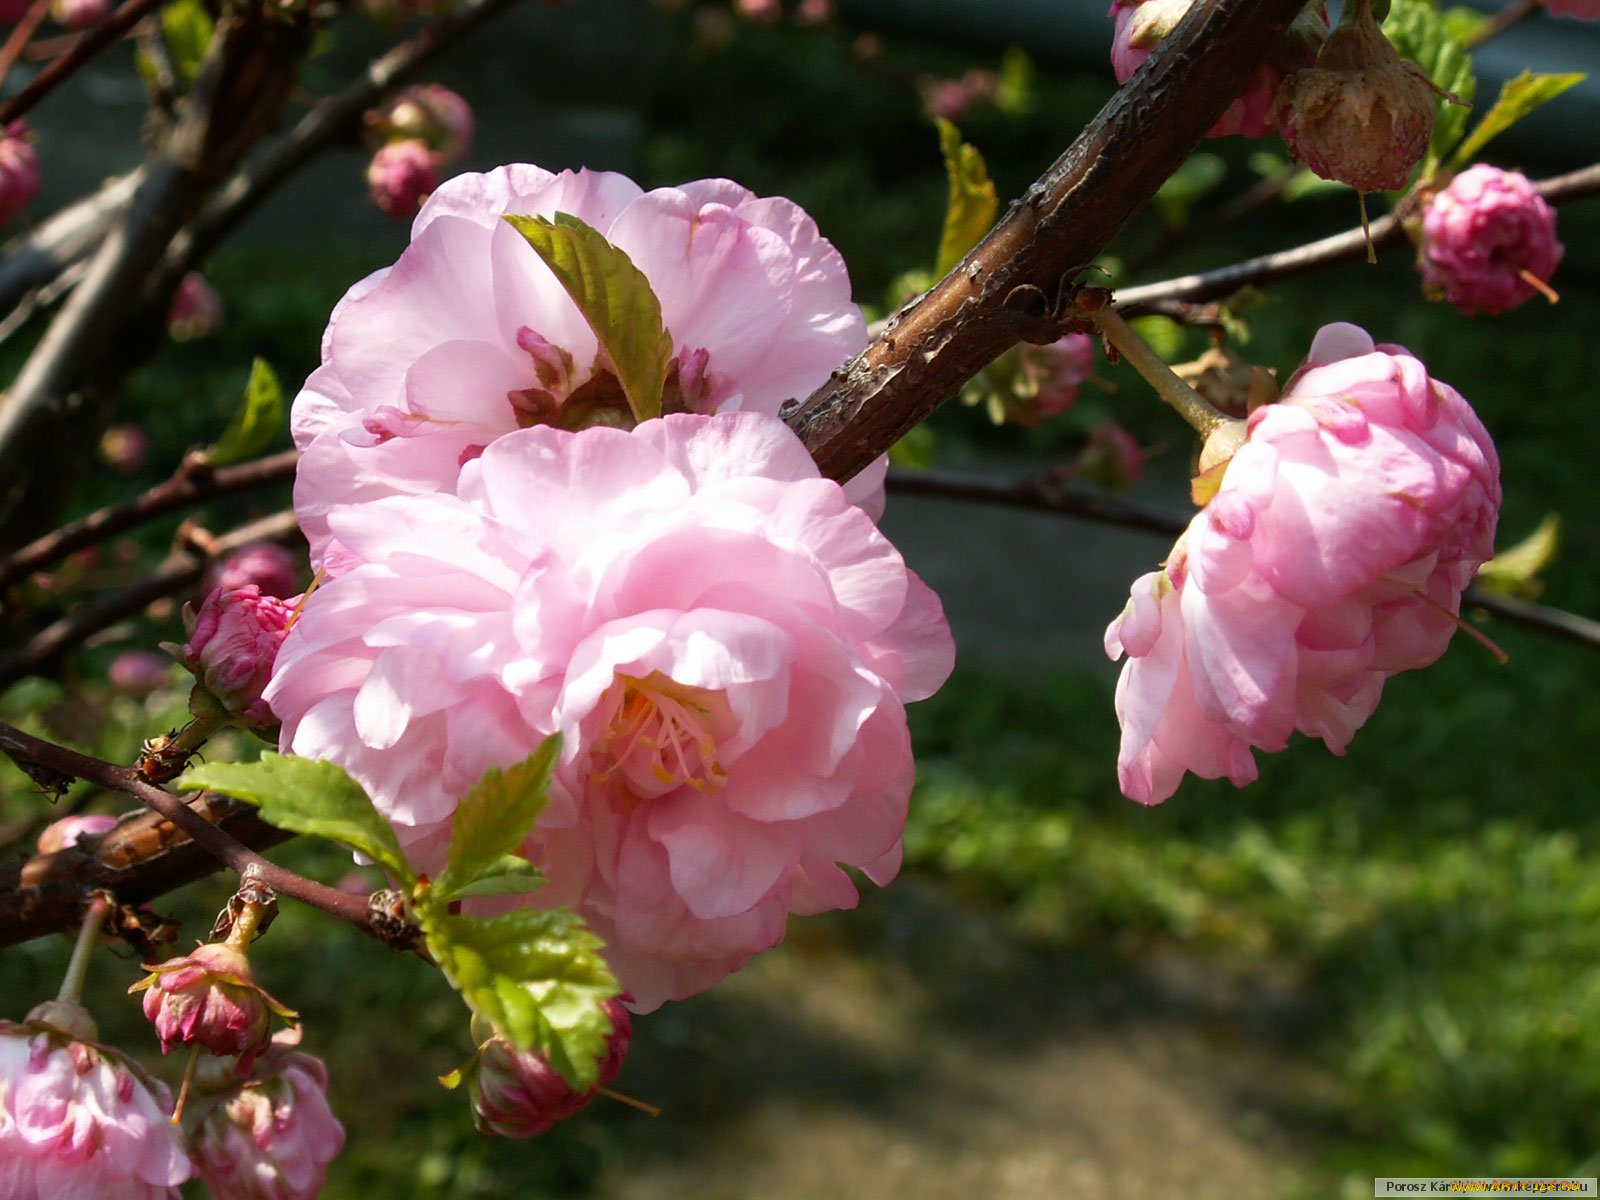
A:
[1104,323,1499,804]
[366,83,473,164]
[1020,333,1096,425]
[0,120,39,227]
[50,0,107,28]
[468,997,632,1137]
[189,1030,345,1200]
[206,542,303,600]
[131,942,294,1074]
[181,586,297,730]
[109,648,174,695]
[1109,0,1308,138]
[365,138,439,219]
[1541,0,1600,17]
[167,271,223,340]
[266,413,953,1010]
[1420,165,1563,316]
[736,0,781,22]
[291,163,873,572]
[0,1006,194,1198]
[36,814,117,854]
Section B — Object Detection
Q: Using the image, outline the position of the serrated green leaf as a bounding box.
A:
[420,906,617,1089]
[207,359,284,467]
[1151,153,1226,231]
[445,867,547,900]
[934,119,997,278]
[1383,0,1477,168]
[1476,514,1560,598]
[179,755,413,884]
[161,0,215,87]
[506,214,672,423]
[1450,72,1585,169]
[433,736,560,901]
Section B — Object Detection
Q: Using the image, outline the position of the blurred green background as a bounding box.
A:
[2,2,1599,1197]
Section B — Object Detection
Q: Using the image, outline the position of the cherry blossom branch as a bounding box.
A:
[0,509,300,689]
[1114,162,1600,311]
[885,467,1600,652]
[0,170,143,326]
[784,0,1311,483]
[0,720,379,948]
[0,449,296,596]
[0,0,166,126]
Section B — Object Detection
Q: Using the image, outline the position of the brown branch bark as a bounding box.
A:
[784,0,1310,482]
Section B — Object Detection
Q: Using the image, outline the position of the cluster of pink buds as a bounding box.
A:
[459,997,634,1137]
[177,584,298,731]
[920,68,999,124]
[0,119,39,227]
[363,84,473,219]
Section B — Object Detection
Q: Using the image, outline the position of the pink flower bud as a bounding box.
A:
[1105,322,1500,804]
[190,1029,345,1200]
[1272,0,1438,191]
[922,78,971,123]
[0,120,40,226]
[0,1007,195,1197]
[1419,164,1563,316]
[1021,333,1096,425]
[796,0,832,24]
[131,941,295,1074]
[367,83,473,165]
[109,648,174,696]
[366,138,440,219]
[50,0,108,27]
[181,586,296,730]
[36,813,118,854]
[205,542,303,600]
[1109,0,1321,139]
[99,421,150,474]
[468,997,632,1138]
[736,0,780,22]
[168,271,223,340]
[1077,421,1145,491]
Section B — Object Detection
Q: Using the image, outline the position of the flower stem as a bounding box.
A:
[1095,308,1233,440]
[55,891,111,1005]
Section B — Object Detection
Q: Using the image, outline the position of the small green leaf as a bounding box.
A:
[179,755,414,885]
[445,867,548,900]
[1383,0,1477,168]
[934,119,997,278]
[1449,72,1586,169]
[1476,514,1561,598]
[207,359,285,467]
[994,47,1037,117]
[505,214,672,423]
[432,736,559,901]
[420,906,617,1090]
[161,0,215,87]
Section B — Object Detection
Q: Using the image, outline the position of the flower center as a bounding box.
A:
[588,672,729,803]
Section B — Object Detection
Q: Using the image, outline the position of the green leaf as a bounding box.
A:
[179,755,414,885]
[445,866,547,900]
[1151,153,1226,231]
[1476,514,1560,598]
[505,213,672,423]
[1383,0,1477,168]
[934,119,997,278]
[994,47,1036,117]
[207,359,284,467]
[161,0,215,87]
[420,906,618,1090]
[433,736,560,900]
[1449,72,1586,169]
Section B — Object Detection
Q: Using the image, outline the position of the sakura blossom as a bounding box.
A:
[1104,323,1500,804]
[365,83,474,165]
[0,1003,194,1199]
[167,272,223,341]
[466,997,632,1137]
[189,1029,345,1200]
[1420,165,1563,315]
[290,163,873,572]
[131,941,294,1074]
[365,138,439,219]
[265,412,954,1011]
[180,586,297,731]
[0,121,39,227]
[206,541,303,600]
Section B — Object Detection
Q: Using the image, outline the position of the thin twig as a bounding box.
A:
[0,0,166,127]
[0,449,297,595]
[0,509,300,689]
[1465,0,1540,49]
[0,0,55,94]
[1115,163,1600,312]
[0,721,375,935]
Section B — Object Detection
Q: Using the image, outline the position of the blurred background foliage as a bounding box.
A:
[1,1,1598,1196]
